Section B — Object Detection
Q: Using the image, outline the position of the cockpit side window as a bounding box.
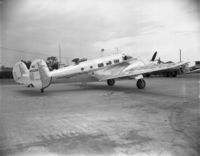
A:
[123,55,132,60]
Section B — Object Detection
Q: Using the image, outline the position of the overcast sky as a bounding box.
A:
[1,0,200,66]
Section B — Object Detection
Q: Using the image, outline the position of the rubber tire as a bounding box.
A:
[136,79,146,89]
[40,88,44,93]
[107,79,115,86]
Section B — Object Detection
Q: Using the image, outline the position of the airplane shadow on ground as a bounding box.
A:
[16,83,141,97]
[15,83,187,100]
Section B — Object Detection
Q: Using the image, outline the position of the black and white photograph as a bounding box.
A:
[0,0,200,155]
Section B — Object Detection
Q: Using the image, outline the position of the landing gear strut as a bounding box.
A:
[107,79,115,86]
[136,79,146,89]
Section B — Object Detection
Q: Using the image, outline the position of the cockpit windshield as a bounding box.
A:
[122,54,133,60]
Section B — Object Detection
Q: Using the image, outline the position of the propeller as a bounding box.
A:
[150,52,164,64]
[158,57,162,64]
[151,51,157,61]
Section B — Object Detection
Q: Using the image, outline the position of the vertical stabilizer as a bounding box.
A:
[12,61,31,85]
[29,59,51,91]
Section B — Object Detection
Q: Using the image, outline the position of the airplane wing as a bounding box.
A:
[94,61,189,81]
[186,68,200,74]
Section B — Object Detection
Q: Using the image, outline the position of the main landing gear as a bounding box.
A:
[136,79,146,89]
[107,79,115,86]
[107,79,145,89]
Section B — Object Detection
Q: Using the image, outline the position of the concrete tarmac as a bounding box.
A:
[0,74,199,156]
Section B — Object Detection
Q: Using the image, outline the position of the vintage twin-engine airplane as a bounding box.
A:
[12,52,188,93]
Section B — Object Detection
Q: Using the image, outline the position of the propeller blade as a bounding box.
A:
[151,51,157,61]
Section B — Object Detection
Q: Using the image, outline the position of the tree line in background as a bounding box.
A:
[0,56,59,79]
[21,56,59,71]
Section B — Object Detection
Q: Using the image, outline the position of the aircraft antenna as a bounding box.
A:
[101,49,104,57]
[116,48,119,54]
[59,44,61,67]
[179,49,182,62]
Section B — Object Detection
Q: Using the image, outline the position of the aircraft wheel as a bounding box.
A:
[136,79,146,89]
[107,79,115,86]
[40,88,44,93]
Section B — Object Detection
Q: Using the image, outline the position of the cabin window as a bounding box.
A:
[98,63,104,68]
[106,61,112,65]
[81,67,84,71]
[90,66,93,69]
[114,59,119,64]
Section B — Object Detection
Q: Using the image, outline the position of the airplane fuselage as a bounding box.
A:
[48,53,147,84]
[50,54,130,80]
